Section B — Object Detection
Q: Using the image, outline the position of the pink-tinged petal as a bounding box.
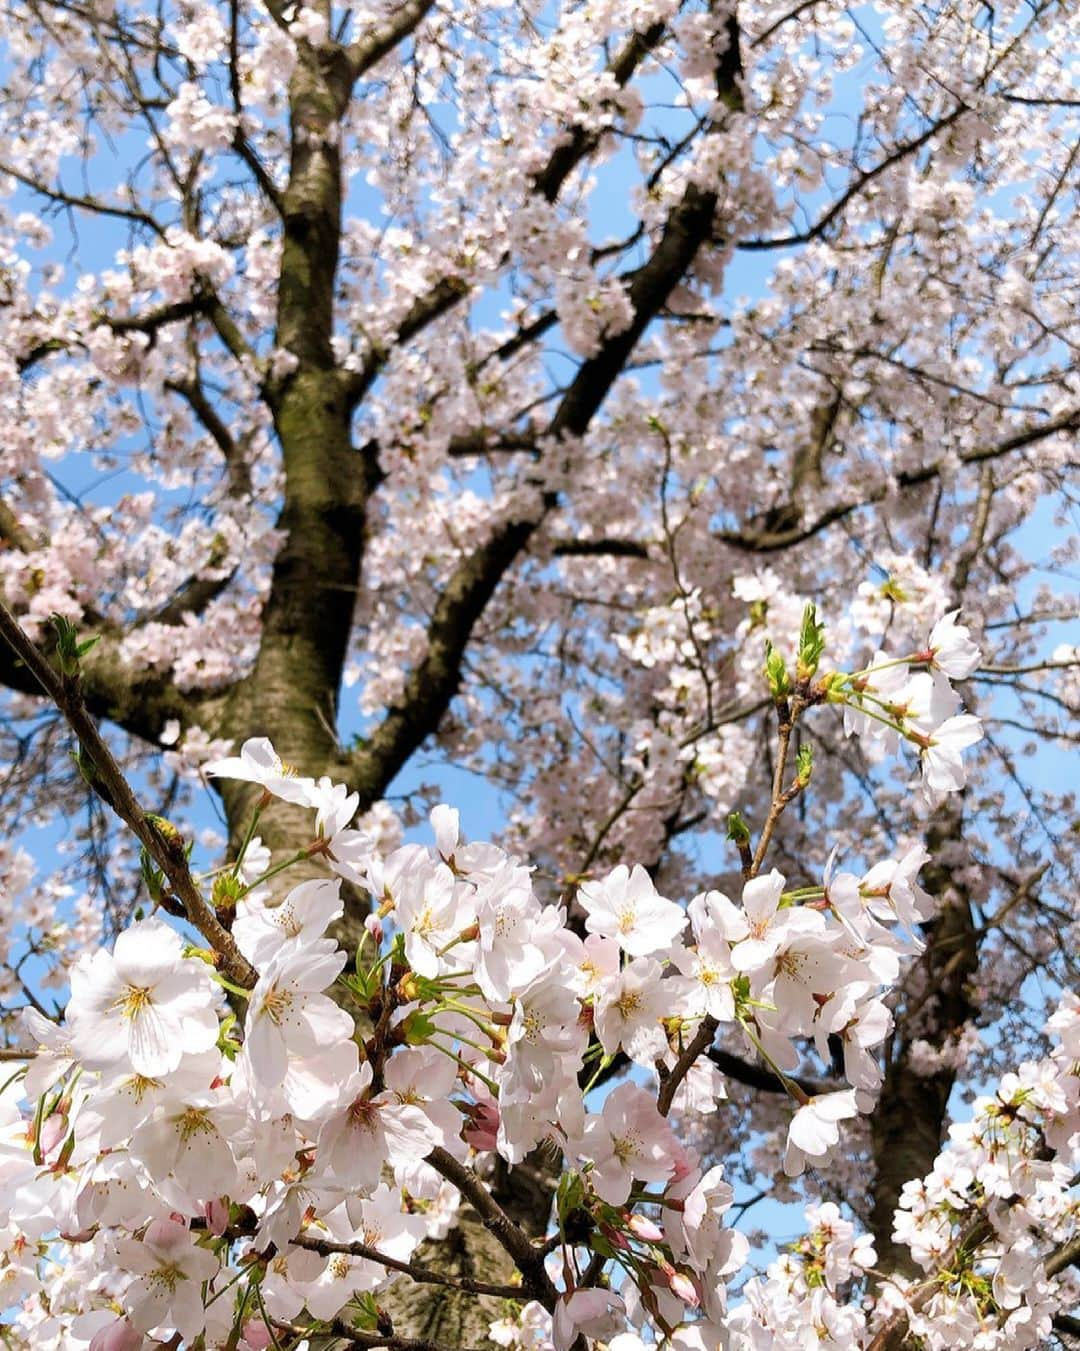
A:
[71,1010,130,1070]
[113,1238,161,1277]
[382,1103,440,1160]
[144,1218,190,1255]
[787,1104,829,1155]
[741,870,784,925]
[293,949,349,993]
[128,1003,180,1077]
[178,1005,222,1057]
[431,803,460,858]
[729,936,775,973]
[246,1010,287,1087]
[113,917,182,987]
[89,1315,144,1351]
[299,996,355,1050]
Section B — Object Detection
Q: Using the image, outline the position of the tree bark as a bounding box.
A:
[869,805,978,1277]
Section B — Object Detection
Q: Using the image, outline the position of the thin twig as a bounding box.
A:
[291,1233,524,1299]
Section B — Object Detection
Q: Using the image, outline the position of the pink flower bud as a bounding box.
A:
[204,1197,229,1236]
[145,1217,189,1253]
[241,1320,275,1350]
[626,1213,664,1242]
[89,1316,144,1351]
[463,1097,500,1152]
[667,1270,700,1307]
[600,1223,630,1251]
[39,1112,68,1157]
[364,913,384,945]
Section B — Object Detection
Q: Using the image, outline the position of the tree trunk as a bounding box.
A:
[869,806,978,1277]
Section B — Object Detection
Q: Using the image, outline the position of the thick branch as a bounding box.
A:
[708,1047,835,1097]
[720,407,1080,552]
[425,1147,558,1309]
[346,0,437,80]
[530,21,667,203]
[344,17,672,413]
[0,614,214,746]
[347,18,743,807]
[275,1319,490,1351]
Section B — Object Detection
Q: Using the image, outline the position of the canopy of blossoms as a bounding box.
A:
[1,607,1076,1351]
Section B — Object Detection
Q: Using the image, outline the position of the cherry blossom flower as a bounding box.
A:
[578,1082,678,1204]
[919,714,983,793]
[67,917,220,1077]
[593,957,671,1064]
[233,878,343,965]
[926,610,981,679]
[728,870,825,979]
[552,1289,627,1351]
[783,1090,859,1176]
[242,937,352,1088]
[203,736,316,806]
[577,864,686,957]
[114,1218,219,1341]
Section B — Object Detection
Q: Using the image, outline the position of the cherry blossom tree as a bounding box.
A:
[0,0,1077,1348]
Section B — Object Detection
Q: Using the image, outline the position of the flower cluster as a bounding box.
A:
[888,995,1080,1350]
[0,611,1008,1349]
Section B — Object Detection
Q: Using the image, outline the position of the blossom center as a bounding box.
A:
[615,989,642,1018]
[261,983,294,1025]
[179,1108,214,1142]
[612,1130,641,1165]
[348,1097,377,1132]
[114,984,153,1020]
[147,1263,183,1294]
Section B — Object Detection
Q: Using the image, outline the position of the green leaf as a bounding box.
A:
[763,640,791,699]
[556,1170,586,1225]
[796,602,826,681]
[140,848,166,904]
[399,1010,436,1045]
[796,743,813,785]
[49,613,91,676]
[726,811,751,847]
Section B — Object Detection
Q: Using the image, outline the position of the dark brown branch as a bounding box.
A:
[344,18,671,413]
[865,1216,993,1351]
[1046,1233,1080,1278]
[163,375,252,496]
[658,1015,718,1116]
[274,1319,490,1351]
[0,159,166,236]
[0,615,213,747]
[0,600,256,989]
[425,1147,558,1308]
[709,1047,835,1097]
[530,21,667,203]
[347,19,744,807]
[16,298,206,373]
[292,1233,524,1299]
[720,407,1080,552]
[738,104,968,251]
[446,430,538,458]
[349,514,536,807]
[551,538,651,559]
[346,0,437,80]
